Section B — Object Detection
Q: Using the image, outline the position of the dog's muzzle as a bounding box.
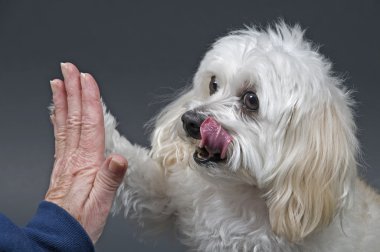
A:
[181,110,232,165]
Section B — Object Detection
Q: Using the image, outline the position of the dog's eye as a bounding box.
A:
[242,91,259,111]
[209,76,218,95]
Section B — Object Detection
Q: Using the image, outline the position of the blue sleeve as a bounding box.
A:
[0,201,94,252]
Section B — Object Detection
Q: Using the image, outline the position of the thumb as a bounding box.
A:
[94,154,128,200]
[82,155,127,244]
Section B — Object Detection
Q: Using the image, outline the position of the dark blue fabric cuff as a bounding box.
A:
[23,201,94,252]
[0,212,37,251]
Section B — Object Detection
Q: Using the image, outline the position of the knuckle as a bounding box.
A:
[67,113,82,128]
[97,172,120,191]
[55,128,66,141]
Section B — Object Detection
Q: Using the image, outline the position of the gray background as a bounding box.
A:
[0,0,379,251]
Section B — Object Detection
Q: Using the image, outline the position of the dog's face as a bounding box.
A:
[150,23,358,243]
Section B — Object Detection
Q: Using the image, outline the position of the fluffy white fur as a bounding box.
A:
[104,22,380,251]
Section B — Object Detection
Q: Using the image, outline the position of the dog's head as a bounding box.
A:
[150,23,358,243]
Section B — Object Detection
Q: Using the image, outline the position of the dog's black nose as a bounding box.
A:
[181,111,205,139]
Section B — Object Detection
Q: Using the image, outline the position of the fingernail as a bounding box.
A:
[109,157,127,173]
[50,80,58,93]
[80,73,88,89]
[60,62,67,69]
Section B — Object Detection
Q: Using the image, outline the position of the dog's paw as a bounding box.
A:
[102,101,118,155]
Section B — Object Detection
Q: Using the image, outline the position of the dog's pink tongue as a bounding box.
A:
[199,117,233,159]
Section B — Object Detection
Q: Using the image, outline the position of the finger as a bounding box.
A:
[92,154,127,204]
[79,73,104,160]
[61,62,82,155]
[50,79,67,158]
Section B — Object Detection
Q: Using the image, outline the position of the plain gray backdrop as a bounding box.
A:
[0,0,379,251]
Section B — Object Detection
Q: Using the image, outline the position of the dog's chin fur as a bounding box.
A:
[104,22,380,251]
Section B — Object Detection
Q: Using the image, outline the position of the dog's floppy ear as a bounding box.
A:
[265,95,357,243]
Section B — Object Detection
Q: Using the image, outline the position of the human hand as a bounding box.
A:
[45,63,127,244]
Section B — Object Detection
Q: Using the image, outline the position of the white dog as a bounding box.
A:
[104,22,380,251]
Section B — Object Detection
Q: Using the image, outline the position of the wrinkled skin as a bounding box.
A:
[45,63,128,244]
